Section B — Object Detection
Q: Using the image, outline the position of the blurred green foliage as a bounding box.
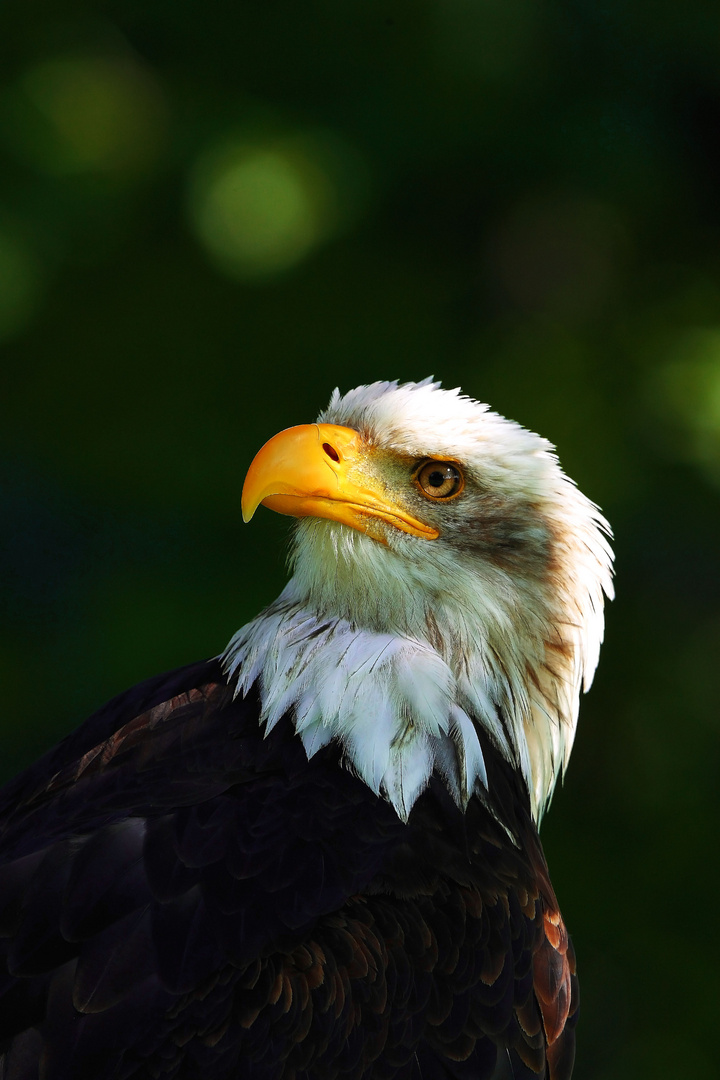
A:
[1,2,719,1076]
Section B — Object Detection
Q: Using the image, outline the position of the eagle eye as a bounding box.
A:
[415,461,464,500]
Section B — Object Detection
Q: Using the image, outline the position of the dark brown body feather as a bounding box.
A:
[0,659,577,1079]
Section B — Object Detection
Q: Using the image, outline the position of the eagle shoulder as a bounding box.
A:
[0,660,577,1079]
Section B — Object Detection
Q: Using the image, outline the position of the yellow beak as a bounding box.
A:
[242,423,439,541]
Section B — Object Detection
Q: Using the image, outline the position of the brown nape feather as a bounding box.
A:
[0,659,578,1080]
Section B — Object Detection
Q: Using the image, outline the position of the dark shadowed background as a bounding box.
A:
[1,2,719,1076]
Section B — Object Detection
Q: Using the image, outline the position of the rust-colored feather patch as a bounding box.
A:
[532,905,572,1046]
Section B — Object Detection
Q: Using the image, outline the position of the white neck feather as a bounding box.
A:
[223,487,613,824]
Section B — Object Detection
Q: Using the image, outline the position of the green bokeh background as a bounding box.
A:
[2,3,719,1077]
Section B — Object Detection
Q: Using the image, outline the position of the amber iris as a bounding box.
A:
[415,461,464,499]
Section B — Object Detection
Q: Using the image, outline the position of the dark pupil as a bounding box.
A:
[428,470,447,487]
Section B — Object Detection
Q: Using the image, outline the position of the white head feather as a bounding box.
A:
[224,379,614,823]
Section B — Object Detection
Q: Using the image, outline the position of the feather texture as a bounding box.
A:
[0,660,577,1079]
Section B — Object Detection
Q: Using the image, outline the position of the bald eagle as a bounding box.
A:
[0,380,613,1080]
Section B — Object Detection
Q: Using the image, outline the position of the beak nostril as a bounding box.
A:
[322,443,340,462]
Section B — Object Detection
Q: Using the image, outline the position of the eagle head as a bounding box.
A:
[225,379,613,822]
